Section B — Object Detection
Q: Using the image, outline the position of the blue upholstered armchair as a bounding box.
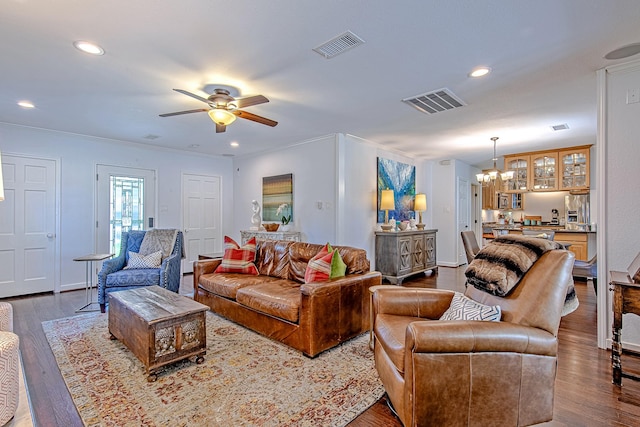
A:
[98,230,183,312]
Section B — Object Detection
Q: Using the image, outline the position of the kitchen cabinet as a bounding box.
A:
[530,152,558,191]
[503,155,529,192]
[555,232,588,261]
[501,145,591,193]
[559,147,590,191]
[480,173,502,210]
[375,229,438,284]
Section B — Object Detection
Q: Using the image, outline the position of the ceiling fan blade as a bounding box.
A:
[235,95,269,109]
[233,110,278,127]
[173,89,210,104]
[159,108,209,117]
[216,123,226,133]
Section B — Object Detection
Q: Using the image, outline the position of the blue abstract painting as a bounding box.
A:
[377,157,416,222]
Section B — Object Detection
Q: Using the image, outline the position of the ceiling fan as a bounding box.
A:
[159,88,278,133]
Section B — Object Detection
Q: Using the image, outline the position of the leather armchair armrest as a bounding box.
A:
[406,320,558,356]
[374,288,455,320]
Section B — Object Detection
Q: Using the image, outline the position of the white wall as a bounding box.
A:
[232,133,424,269]
[0,123,234,292]
[603,60,640,349]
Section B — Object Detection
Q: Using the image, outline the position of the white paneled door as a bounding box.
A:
[457,177,471,266]
[0,155,57,297]
[182,173,222,274]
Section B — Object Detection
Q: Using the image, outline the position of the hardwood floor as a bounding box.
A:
[6,267,640,426]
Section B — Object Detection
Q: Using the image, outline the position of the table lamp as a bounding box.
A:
[380,189,395,231]
[414,193,427,230]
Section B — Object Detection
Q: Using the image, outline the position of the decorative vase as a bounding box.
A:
[281,223,292,232]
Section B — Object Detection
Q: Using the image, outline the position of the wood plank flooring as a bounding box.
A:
[5,267,640,426]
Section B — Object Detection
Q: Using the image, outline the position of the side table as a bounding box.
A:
[610,270,640,386]
[73,253,113,312]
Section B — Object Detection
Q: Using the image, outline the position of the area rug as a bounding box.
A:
[42,312,384,427]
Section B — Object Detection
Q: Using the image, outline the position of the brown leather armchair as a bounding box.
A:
[373,249,575,426]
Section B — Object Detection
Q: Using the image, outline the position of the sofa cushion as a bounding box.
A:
[124,250,162,269]
[374,313,422,374]
[236,280,302,323]
[330,249,347,278]
[199,273,280,299]
[254,240,293,280]
[215,236,259,275]
[439,292,502,321]
[105,268,160,288]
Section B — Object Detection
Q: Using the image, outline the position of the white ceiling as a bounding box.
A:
[2,0,639,168]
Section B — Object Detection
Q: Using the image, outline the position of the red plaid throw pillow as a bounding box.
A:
[214,236,259,275]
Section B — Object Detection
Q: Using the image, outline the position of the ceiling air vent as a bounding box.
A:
[313,30,365,59]
[551,123,569,131]
[402,88,466,115]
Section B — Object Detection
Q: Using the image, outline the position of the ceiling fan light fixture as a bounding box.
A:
[208,109,236,126]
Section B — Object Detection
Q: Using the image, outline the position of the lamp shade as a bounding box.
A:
[0,151,4,201]
[414,193,427,212]
[380,189,395,210]
[208,109,237,126]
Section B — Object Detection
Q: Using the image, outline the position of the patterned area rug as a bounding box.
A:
[42,312,384,427]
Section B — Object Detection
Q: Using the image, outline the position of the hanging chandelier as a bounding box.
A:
[476,137,513,184]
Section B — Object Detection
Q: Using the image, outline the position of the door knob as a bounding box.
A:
[47,233,55,238]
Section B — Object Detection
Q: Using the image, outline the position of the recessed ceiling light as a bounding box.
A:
[73,40,105,56]
[17,101,35,108]
[604,43,640,60]
[230,141,239,147]
[469,67,491,78]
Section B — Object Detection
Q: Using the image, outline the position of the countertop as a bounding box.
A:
[485,224,596,233]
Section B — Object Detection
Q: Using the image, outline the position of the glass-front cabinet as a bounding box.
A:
[530,152,558,191]
[559,148,590,190]
[503,155,529,192]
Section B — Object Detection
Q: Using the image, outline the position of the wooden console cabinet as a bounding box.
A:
[375,229,438,284]
[240,230,301,245]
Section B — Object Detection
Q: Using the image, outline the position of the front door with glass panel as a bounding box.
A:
[96,165,156,256]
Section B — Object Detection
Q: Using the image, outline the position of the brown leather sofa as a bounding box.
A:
[373,249,575,426]
[194,240,381,357]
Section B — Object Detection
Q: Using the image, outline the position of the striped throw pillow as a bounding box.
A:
[214,236,259,275]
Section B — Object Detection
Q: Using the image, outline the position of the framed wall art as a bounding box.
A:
[377,157,415,222]
[262,173,293,222]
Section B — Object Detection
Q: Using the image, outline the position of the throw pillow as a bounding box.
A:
[439,292,502,322]
[214,236,259,275]
[329,249,347,279]
[124,250,163,269]
[304,250,334,283]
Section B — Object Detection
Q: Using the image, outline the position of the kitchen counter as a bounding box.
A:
[482,224,596,261]
[491,226,596,233]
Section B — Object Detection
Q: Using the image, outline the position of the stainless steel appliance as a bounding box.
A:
[550,209,559,225]
[565,194,590,230]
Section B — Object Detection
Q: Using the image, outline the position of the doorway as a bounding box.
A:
[0,154,57,297]
[181,173,222,274]
[96,165,156,256]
